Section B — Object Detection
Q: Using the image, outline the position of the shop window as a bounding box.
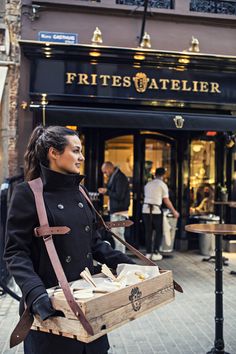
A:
[104,135,134,216]
[144,138,171,185]
[231,147,236,200]
[189,140,215,214]
[116,0,173,9]
[0,24,10,55]
[190,0,236,15]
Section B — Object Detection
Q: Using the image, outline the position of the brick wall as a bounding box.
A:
[0,0,21,181]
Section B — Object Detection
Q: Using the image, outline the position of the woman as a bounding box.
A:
[4,125,134,354]
[190,186,214,214]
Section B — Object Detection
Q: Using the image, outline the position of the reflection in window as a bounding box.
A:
[190,140,215,214]
[104,135,134,216]
[144,139,171,186]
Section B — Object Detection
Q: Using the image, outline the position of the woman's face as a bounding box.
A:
[48,135,84,174]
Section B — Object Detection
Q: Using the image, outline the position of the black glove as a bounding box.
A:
[31,293,63,321]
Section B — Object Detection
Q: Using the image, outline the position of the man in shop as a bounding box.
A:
[98,161,130,253]
[142,167,179,261]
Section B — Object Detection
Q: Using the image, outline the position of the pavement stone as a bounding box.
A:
[1,250,236,354]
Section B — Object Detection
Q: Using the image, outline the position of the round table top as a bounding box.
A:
[213,201,236,207]
[185,223,236,235]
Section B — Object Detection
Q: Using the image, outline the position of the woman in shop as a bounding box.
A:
[190,186,214,214]
[4,125,134,354]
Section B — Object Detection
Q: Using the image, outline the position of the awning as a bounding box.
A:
[0,67,8,104]
[31,105,236,131]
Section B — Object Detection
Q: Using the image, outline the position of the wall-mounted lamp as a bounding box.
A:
[31,5,40,21]
[41,93,48,126]
[91,27,103,45]
[20,101,28,110]
[188,36,200,53]
[139,32,151,49]
[224,132,236,148]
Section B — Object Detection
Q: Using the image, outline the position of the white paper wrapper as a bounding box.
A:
[70,277,123,292]
[53,264,161,295]
[116,263,160,286]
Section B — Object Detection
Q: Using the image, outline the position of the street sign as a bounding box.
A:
[38,31,78,44]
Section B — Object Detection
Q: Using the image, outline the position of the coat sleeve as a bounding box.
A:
[4,182,47,308]
[107,173,129,202]
[91,230,135,269]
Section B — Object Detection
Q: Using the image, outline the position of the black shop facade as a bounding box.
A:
[20,41,236,251]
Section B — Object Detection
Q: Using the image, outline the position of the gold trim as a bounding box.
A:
[18,40,236,60]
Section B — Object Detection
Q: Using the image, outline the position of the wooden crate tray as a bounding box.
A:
[31,269,174,343]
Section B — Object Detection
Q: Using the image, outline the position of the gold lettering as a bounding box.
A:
[159,79,169,90]
[91,74,97,85]
[123,76,131,87]
[112,76,122,87]
[170,80,180,91]
[100,75,110,86]
[65,73,221,97]
[181,80,191,92]
[210,82,221,93]
[78,74,89,85]
[148,78,159,90]
[192,81,198,92]
[199,81,209,92]
[66,72,77,84]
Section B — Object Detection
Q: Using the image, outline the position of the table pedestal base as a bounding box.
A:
[207,348,230,354]
[202,256,229,266]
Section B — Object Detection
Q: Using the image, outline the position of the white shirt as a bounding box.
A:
[142,178,169,214]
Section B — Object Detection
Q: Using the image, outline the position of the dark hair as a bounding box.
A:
[24,125,79,181]
[155,167,166,177]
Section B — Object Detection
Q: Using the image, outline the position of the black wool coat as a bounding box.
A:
[4,165,134,354]
[106,168,130,214]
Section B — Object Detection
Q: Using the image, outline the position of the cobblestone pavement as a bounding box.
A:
[1,250,236,354]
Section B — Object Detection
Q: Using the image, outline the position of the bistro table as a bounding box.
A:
[214,201,236,274]
[219,202,236,276]
[185,223,236,354]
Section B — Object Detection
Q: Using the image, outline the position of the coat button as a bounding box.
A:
[85,225,90,232]
[65,256,71,263]
[78,202,84,208]
[57,204,64,210]
[86,252,92,259]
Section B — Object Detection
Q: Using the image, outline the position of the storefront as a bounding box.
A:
[20,40,236,249]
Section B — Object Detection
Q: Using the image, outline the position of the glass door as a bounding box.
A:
[101,131,176,248]
[140,133,176,205]
[134,132,177,247]
[103,135,134,217]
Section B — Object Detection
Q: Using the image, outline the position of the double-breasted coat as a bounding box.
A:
[4,165,134,354]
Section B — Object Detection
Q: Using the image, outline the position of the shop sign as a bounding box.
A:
[38,31,78,44]
[30,59,236,109]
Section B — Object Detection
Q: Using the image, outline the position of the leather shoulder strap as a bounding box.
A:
[28,178,94,335]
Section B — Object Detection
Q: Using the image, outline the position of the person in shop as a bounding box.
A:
[190,186,214,214]
[98,161,130,254]
[4,125,135,354]
[144,160,154,184]
[142,167,179,261]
